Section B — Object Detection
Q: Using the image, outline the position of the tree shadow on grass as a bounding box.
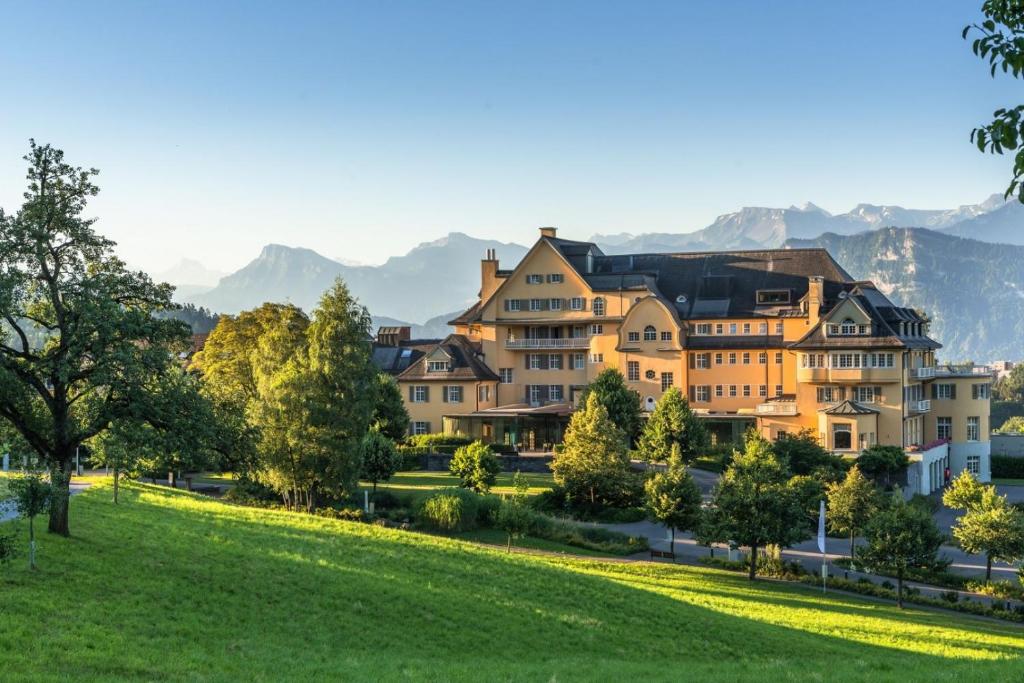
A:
[13,482,1021,681]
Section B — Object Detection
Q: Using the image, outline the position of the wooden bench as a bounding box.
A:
[649,548,676,562]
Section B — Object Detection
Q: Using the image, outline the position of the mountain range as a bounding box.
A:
[189,233,528,328]
[591,194,1019,253]
[174,195,1024,360]
[787,228,1024,361]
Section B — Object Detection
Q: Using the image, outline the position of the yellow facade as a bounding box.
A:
[438,228,990,463]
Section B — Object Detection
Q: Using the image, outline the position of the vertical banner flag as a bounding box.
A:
[817,500,826,554]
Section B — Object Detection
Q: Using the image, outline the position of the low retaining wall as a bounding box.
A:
[992,434,1024,457]
[418,452,554,473]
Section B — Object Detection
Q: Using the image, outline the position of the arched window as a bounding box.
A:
[832,423,852,450]
[840,318,857,335]
[643,325,657,341]
[592,297,605,317]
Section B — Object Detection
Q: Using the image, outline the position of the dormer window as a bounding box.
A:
[840,319,857,335]
[643,325,657,341]
[756,289,791,305]
[427,360,450,372]
[828,318,865,336]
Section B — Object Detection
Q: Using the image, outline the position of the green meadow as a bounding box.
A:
[1,480,1022,682]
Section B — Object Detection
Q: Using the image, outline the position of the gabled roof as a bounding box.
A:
[448,300,482,326]
[789,283,941,351]
[397,334,500,382]
[820,400,880,415]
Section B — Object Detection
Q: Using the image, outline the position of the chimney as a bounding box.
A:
[539,226,558,238]
[807,276,824,327]
[481,248,501,301]
[376,326,411,347]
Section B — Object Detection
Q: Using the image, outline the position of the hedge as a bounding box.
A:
[992,455,1024,479]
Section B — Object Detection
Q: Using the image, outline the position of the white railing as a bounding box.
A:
[911,399,931,413]
[912,367,936,380]
[756,403,798,416]
[505,338,591,350]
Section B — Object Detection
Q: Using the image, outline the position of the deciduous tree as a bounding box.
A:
[964,2,1024,201]
[861,494,944,607]
[9,473,51,569]
[636,388,706,464]
[551,393,631,507]
[497,471,533,552]
[826,466,880,560]
[945,472,1024,581]
[644,443,702,548]
[578,368,641,442]
[0,142,200,535]
[360,430,401,493]
[450,440,501,493]
[711,434,810,580]
[856,445,909,487]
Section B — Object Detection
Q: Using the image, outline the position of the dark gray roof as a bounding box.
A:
[397,334,500,382]
[371,339,441,375]
[543,239,855,320]
[820,400,879,415]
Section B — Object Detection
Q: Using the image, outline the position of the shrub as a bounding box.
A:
[992,455,1024,479]
[450,441,501,493]
[0,532,16,564]
[418,488,480,532]
[476,494,502,526]
[406,434,474,449]
[940,590,959,603]
[316,507,366,522]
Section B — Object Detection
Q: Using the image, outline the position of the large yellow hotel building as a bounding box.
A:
[374,227,992,492]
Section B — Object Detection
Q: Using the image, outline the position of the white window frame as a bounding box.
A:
[569,297,584,311]
[499,368,513,384]
[446,386,463,403]
[549,298,562,311]
[696,323,712,335]
[967,417,980,442]
[506,299,521,312]
[427,360,449,372]
[694,384,710,402]
[571,353,585,370]
[967,454,981,475]
[526,274,543,284]
[592,297,605,317]
[628,331,640,343]
[412,421,429,435]
[627,361,640,382]
[936,417,951,441]
[412,386,428,403]
[548,385,563,401]
[661,373,675,391]
[643,325,657,341]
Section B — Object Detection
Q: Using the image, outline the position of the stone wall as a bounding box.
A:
[419,452,554,473]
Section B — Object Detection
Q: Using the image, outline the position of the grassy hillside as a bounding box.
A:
[1,482,1022,681]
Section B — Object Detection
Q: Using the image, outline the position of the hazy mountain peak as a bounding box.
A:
[152,258,226,287]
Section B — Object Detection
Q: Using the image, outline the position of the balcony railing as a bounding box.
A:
[910,399,931,413]
[505,338,591,350]
[911,366,936,380]
[756,403,798,416]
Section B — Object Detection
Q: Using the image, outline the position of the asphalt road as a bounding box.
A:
[605,471,1023,584]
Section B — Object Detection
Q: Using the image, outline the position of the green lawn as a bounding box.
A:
[2,482,1023,681]
[453,527,616,558]
[994,478,1024,487]
[0,471,10,499]
[362,470,554,503]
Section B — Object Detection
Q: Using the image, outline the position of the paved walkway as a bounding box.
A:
[0,477,91,523]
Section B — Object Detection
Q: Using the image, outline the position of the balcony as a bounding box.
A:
[911,366,936,380]
[909,399,931,414]
[756,402,798,416]
[796,366,901,384]
[505,337,591,350]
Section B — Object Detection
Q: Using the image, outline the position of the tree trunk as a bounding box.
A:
[986,554,993,583]
[896,568,904,608]
[48,461,71,536]
[113,463,120,505]
[507,533,512,553]
[850,530,856,562]
[670,527,676,560]
[748,544,758,580]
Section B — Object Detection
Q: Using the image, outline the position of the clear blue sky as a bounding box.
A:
[0,1,1017,273]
